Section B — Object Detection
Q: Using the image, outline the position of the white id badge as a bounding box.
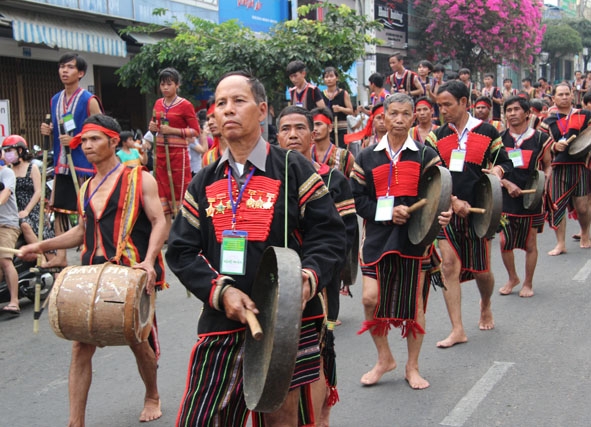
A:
[220,230,248,275]
[449,149,466,172]
[375,196,394,221]
[62,113,76,133]
[508,149,524,167]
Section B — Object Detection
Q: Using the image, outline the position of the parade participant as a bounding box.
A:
[428,63,445,124]
[416,60,433,97]
[311,107,355,177]
[0,147,21,316]
[473,96,504,131]
[386,53,424,99]
[358,73,389,116]
[426,80,512,348]
[540,83,591,254]
[581,71,591,94]
[202,97,227,167]
[117,131,147,167]
[347,103,387,150]
[409,97,439,143]
[537,77,552,98]
[481,73,503,121]
[351,93,451,388]
[21,114,167,425]
[2,136,54,263]
[528,99,545,130]
[498,97,552,297]
[458,68,480,112]
[148,67,200,230]
[166,71,346,426]
[287,60,326,111]
[583,91,591,110]
[40,52,103,269]
[321,67,355,149]
[573,71,584,108]
[277,105,357,427]
[521,78,536,100]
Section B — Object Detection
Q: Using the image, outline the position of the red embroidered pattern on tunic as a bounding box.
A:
[372,161,421,198]
[564,112,586,131]
[507,148,533,170]
[435,133,458,167]
[464,132,491,165]
[205,175,281,242]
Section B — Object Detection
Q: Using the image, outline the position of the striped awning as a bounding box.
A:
[0,8,127,58]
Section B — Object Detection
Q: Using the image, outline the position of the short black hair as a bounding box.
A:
[323,66,339,78]
[414,96,434,109]
[277,105,313,131]
[522,77,532,84]
[368,73,384,88]
[216,70,266,104]
[529,98,543,112]
[475,96,492,107]
[484,73,495,80]
[389,52,404,61]
[159,67,181,85]
[437,80,470,102]
[119,130,134,142]
[371,102,384,115]
[503,96,529,113]
[58,52,87,74]
[503,78,513,84]
[583,91,591,106]
[286,60,306,75]
[458,68,471,76]
[433,63,445,73]
[418,60,433,72]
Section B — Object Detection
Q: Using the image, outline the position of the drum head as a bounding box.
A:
[244,247,302,413]
[473,174,503,239]
[523,170,545,210]
[568,126,591,157]
[409,165,453,246]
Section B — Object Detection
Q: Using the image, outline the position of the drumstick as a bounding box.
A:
[469,207,487,214]
[0,247,22,256]
[245,309,263,340]
[520,189,537,194]
[407,198,428,213]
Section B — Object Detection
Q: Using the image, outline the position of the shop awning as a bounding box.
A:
[0,7,127,57]
[128,32,169,46]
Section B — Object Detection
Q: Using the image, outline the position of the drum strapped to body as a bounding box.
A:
[568,126,591,158]
[408,165,453,246]
[522,170,545,210]
[471,174,503,239]
[48,263,154,347]
[243,246,303,413]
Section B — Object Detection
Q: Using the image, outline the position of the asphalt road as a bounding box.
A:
[2,219,591,427]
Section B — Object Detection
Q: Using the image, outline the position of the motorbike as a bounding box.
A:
[0,145,55,305]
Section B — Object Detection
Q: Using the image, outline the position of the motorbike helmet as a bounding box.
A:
[2,135,28,152]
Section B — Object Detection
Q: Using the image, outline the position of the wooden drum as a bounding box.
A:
[48,263,155,347]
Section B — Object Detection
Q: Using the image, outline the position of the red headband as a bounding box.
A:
[313,114,332,125]
[207,104,215,115]
[69,124,121,150]
[344,105,384,144]
[415,100,432,110]
[475,101,491,108]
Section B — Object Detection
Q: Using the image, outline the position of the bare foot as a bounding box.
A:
[547,246,566,256]
[580,238,591,249]
[405,367,430,390]
[499,277,520,295]
[572,233,581,241]
[479,300,494,330]
[519,284,534,298]
[436,332,467,348]
[139,398,162,422]
[360,360,396,386]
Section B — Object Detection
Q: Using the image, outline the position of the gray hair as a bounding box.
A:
[383,92,414,111]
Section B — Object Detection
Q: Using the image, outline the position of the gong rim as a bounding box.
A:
[243,246,302,412]
[409,165,453,246]
[523,170,545,210]
[473,174,503,239]
[568,126,591,157]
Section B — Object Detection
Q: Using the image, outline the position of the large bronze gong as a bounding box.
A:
[243,246,302,413]
[568,126,591,158]
[472,174,503,239]
[408,165,453,246]
[523,170,545,210]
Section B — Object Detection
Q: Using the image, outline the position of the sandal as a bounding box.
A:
[1,304,21,316]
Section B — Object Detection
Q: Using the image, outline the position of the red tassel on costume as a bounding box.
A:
[357,319,391,336]
[327,386,340,407]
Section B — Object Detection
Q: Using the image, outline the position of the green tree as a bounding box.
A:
[117,2,382,108]
[542,23,583,81]
[565,18,591,72]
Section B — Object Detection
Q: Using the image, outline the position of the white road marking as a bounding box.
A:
[440,361,514,426]
[35,377,68,396]
[573,260,591,282]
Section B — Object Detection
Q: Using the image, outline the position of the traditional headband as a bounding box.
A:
[69,124,121,150]
[415,100,432,110]
[313,114,332,126]
[207,104,215,115]
[475,101,491,108]
[344,105,385,144]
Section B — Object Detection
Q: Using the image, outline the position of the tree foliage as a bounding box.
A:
[542,22,583,81]
[565,18,591,72]
[413,0,545,71]
[117,2,382,108]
